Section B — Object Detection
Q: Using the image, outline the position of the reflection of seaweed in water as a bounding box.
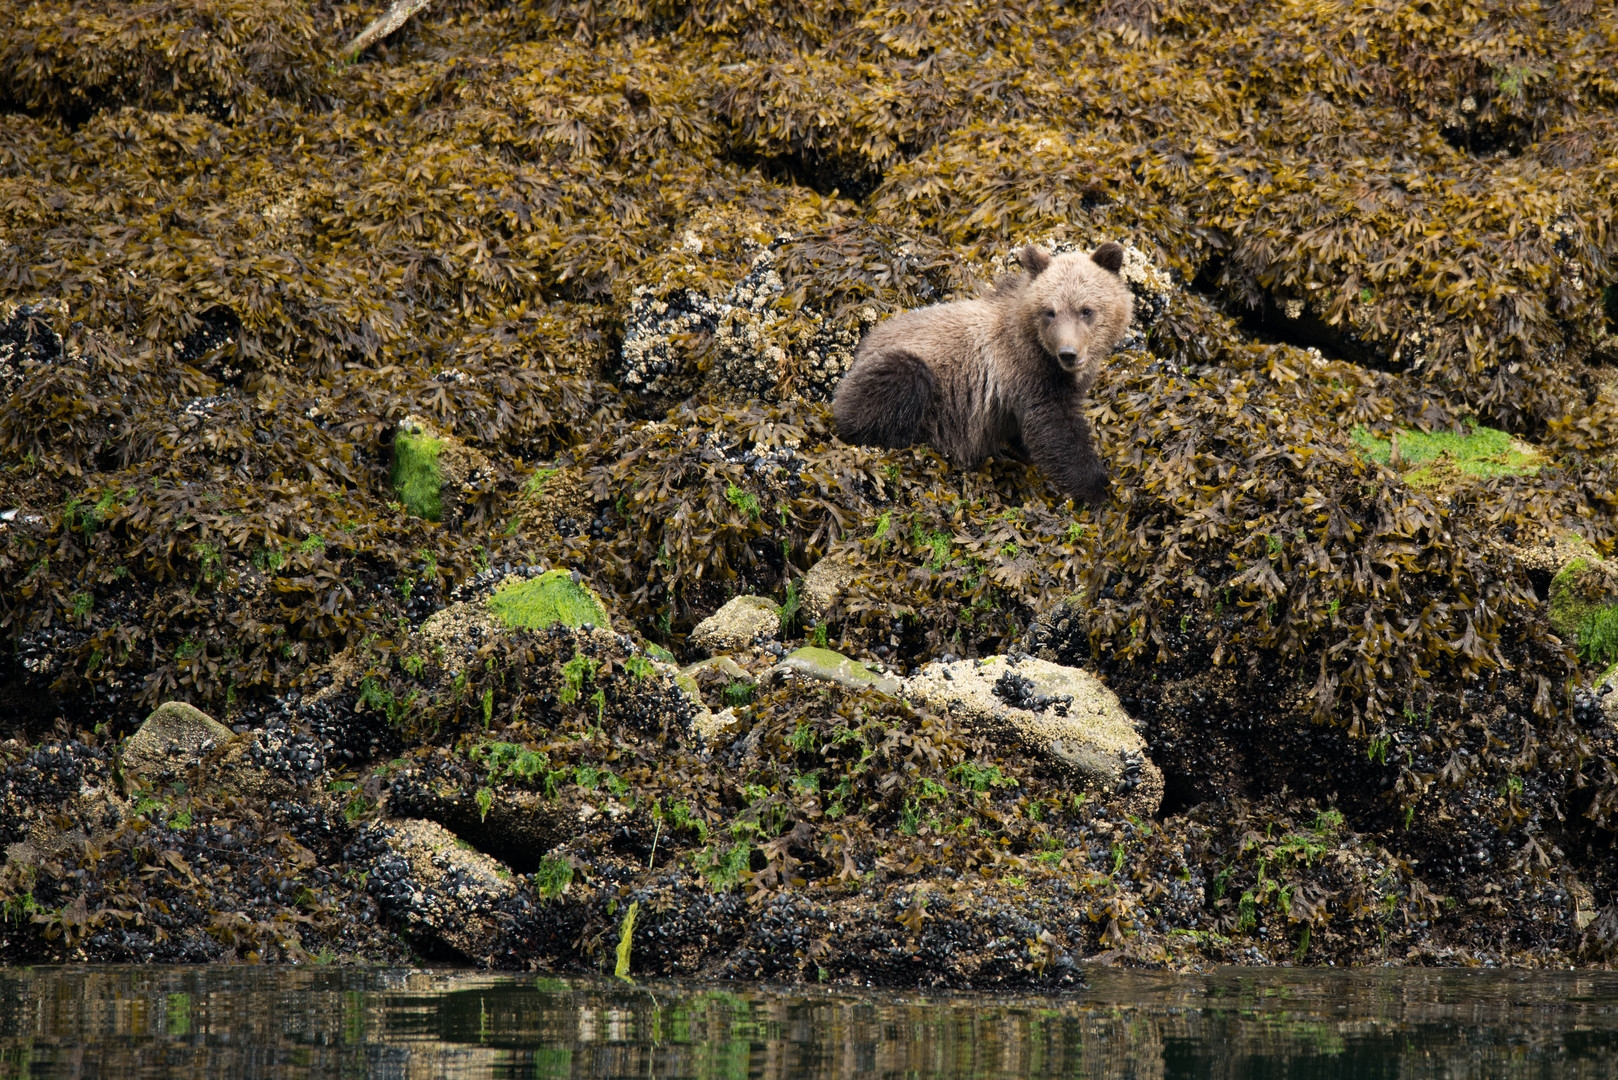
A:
[4,967,1618,1076]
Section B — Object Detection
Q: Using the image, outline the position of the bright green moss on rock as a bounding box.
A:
[391,429,444,522]
[1351,423,1545,487]
[1550,556,1618,668]
[771,646,899,695]
[488,571,607,632]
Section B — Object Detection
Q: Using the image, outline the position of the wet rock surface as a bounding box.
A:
[904,656,1163,818]
[1,0,1618,985]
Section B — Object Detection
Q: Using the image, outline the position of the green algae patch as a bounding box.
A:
[1550,557,1618,668]
[392,430,444,522]
[1351,424,1544,487]
[772,647,899,695]
[488,571,607,632]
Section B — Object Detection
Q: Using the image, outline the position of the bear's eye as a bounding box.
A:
[1080,306,1095,321]
[1043,308,1056,320]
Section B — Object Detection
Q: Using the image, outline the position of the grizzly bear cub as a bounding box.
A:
[832,242,1133,505]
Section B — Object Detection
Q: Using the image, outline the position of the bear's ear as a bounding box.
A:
[1019,245,1052,278]
[1090,242,1125,274]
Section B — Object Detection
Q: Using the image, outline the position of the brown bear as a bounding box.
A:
[832,242,1133,505]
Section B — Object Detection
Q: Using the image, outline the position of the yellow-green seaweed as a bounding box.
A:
[391,430,444,522]
[488,571,607,632]
[1350,424,1544,486]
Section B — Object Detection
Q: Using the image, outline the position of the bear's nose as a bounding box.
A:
[1058,346,1078,363]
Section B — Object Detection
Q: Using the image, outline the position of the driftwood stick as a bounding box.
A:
[339,0,436,61]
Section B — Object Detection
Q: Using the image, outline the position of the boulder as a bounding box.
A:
[362,818,527,963]
[902,655,1163,817]
[766,646,900,695]
[390,414,497,525]
[666,657,748,745]
[384,779,574,874]
[692,706,742,745]
[678,655,755,706]
[1502,526,1598,578]
[801,555,856,622]
[690,595,779,653]
[121,702,235,781]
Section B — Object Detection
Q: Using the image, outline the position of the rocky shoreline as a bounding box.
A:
[2,0,1618,983]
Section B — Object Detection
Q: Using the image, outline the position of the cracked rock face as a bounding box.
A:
[903,655,1162,817]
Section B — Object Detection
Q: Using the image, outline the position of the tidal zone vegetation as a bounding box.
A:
[1,0,1618,982]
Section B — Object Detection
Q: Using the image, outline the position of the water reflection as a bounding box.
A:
[2,964,1618,1078]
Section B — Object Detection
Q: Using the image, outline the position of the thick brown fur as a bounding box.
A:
[832,242,1134,505]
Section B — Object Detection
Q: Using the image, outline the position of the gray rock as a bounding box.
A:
[122,702,235,780]
[690,595,779,653]
[902,655,1163,817]
[802,555,856,622]
[766,646,900,695]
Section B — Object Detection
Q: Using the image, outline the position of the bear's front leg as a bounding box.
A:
[1019,395,1109,505]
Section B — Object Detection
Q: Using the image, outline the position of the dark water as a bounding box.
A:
[2,965,1618,1079]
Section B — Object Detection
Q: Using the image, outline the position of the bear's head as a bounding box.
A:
[1017,242,1134,376]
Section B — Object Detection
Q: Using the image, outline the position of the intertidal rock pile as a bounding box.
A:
[1,0,1617,980]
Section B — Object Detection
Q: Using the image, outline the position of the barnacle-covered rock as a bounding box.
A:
[690,595,779,654]
[0,301,68,404]
[903,655,1162,817]
[513,465,593,542]
[620,282,728,400]
[0,740,115,847]
[120,702,234,781]
[384,758,575,874]
[391,415,499,527]
[621,240,875,404]
[201,720,326,800]
[801,555,856,623]
[691,705,742,745]
[677,656,755,704]
[352,818,530,963]
[1497,526,1599,580]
